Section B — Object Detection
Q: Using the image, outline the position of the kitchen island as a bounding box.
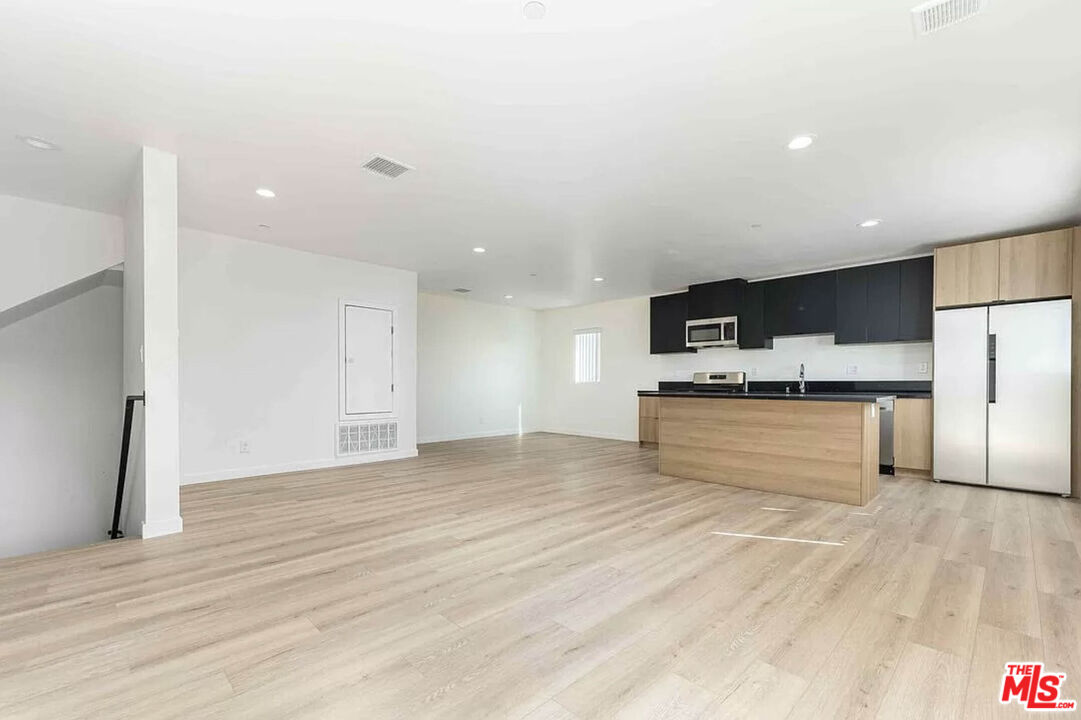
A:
[639,390,882,506]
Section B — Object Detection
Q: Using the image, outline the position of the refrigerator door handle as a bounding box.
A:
[987,333,997,404]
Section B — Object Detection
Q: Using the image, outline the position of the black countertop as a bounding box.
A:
[642,379,931,400]
[637,389,889,403]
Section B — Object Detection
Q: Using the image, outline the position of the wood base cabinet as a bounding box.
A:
[657,396,879,505]
[639,396,659,445]
[894,397,933,477]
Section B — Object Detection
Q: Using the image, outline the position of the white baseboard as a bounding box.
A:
[417,428,526,444]
[182,447,419,486]
[537,427,637,443]
[141,515,184,539]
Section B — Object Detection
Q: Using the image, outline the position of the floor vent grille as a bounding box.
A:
[338,420,398,456]
[911,0,984,36]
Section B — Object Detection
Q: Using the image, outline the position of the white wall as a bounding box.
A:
[121,160,146,535]
[120,148,183,539]
[0,275,123,559]
[178,228,418,485]
[0,194,124,314]
[537,295,933,442]
[417,293,538,443]
[139,148,182,538]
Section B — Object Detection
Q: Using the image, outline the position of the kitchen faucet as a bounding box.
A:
[798,363,806,394]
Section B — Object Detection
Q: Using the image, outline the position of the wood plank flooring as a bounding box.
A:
[1,433,1080,719]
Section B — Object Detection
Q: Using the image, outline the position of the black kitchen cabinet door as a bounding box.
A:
[650,292,696,354]
[739,282,773,349]
[898,256,934,341]
[762,277,793,337]
[867,261,901,342]
[765,271,837,337]
[835,266,869,344]
[687,279,746,320]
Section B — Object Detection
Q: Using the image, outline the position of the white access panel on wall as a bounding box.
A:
[342,303,394,417]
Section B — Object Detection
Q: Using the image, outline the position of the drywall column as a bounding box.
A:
[122,147,183,538]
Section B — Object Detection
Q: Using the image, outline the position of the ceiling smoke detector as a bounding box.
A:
[523,1,546,20]
[911,0,985,36]
[364,155,413,178]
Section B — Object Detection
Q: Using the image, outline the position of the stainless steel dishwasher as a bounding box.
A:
[878,396,895,475]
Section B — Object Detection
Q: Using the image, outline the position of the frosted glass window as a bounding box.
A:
[574,329,601,384]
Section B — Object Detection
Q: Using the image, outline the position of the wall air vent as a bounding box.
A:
[337,420,398,456]
[363,155,413,178]
[911,0,984,36]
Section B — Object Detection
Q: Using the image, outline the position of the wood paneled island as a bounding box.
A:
[646,392,882,506]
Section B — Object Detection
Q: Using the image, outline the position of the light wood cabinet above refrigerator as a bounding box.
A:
[934,228,1076,309]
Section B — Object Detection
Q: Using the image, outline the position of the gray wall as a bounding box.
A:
[0,272,124,558]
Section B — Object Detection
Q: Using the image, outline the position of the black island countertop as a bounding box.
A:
[638,379,931,402]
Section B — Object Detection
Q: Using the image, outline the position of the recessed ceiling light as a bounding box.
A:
[504,294,514,300]
[255,188,276,198]
[473,247,486,254]
[859,219,882,228]
[523,1,547,20]
[18,135,59,151]
[787,135,815,150]
[593,277,605,282]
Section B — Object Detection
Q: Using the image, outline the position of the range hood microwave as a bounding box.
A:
[686,316,738,348]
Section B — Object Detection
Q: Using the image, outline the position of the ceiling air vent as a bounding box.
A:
[911,0,984,36]
[364,155,413,178]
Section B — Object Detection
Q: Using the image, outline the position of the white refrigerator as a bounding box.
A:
[933,298,1071,495]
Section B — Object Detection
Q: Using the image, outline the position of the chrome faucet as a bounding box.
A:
[798,363,806,394]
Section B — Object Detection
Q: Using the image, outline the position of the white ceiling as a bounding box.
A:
[1,0,1080,308]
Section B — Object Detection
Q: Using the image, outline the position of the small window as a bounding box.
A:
[574,329,601,384]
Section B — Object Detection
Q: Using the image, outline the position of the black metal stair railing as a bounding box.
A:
[109,394,145,540]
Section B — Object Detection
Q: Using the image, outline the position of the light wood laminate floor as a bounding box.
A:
[2,433,1080,719]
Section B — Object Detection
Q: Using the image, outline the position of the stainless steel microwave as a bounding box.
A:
[686,316,738,348]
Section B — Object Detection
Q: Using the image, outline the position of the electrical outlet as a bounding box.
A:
[750,367,759,377]
[918,362,929,375]
[846,364,859,376]
[239,440,251,454]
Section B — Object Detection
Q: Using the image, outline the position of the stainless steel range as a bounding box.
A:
[692,371,748,391]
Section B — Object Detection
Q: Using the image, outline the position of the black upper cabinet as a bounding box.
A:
[687,279,746,320]
[867,262,901,342]
[658,255,930,353]
[739,282,773,349]
[898,257,934,341]
[835,266,869,344]
[650,292,696,354]
[764,271,836,337]
[837,259,928,344]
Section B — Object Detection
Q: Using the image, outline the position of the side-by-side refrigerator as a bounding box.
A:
[933,298,1071,495]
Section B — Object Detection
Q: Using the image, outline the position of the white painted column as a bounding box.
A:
[122,147,182,539]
